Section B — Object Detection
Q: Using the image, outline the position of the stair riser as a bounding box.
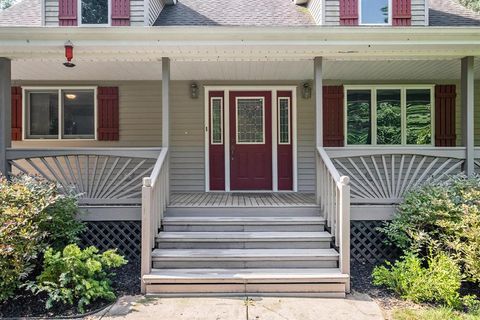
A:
[152,260,338,269]
[145,283,346,297]
[166,207,320,217]
[156,241,331,249]
[163,224,325,232]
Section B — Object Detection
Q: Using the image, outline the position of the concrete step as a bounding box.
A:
[151,248,339,269]
[155,231,333,249]
[143,268,348,297]
[163,216,326,232]
[165,207,321,217]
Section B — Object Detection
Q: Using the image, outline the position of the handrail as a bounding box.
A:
[6,147,161,159]
[140,147,169,293]
[316,146,350,293]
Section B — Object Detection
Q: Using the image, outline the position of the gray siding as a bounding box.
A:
[147,0,165,25]
[307,0,323,25]
[43,0,146,26]
[322,0,426,25]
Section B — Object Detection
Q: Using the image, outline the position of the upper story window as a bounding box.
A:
[345,86,433,146]
[25,87,96,140]
[359,0,391,25]
[80,0,110,25]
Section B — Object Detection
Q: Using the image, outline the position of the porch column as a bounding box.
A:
[461,56,475,176]
[0,58,11,176]
[162,57,170,148]
[314,57,323,148]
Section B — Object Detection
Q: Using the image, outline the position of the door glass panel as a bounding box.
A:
[27,91,59,139]
[237,98,264,143]
[406,89,432,145]
[279,98,290,144]
[211,98,223,144]
[376,89,401,145]
[347,90,372,145]
[62,90,95,139]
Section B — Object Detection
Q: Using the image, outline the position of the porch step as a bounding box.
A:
[151,248,339,269]
[165,207,320,217]
[162,216,326,232]
[143,268,348,297]
[155,231,332,249]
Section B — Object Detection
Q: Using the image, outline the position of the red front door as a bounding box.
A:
[230,91,272,190]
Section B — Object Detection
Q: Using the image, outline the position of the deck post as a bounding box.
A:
[461,56,475,176]
[0,58,11,177]
[162,57,170,148]
[314,57,323,148]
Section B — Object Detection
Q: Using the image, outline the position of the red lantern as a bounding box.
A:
[63,41,75,68]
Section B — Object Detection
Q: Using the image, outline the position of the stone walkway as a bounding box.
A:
[90,293,384,320]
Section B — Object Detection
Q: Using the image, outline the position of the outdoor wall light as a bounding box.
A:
[302,82,311,99]
[63,40,75,68]
[190,82,199,99]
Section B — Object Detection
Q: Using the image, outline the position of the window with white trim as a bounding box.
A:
[359,0,391,25]
[80,0,110,25]
[345,86,433,146]
[25,88,96,140]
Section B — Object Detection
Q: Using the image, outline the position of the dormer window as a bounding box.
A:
[359,0,391,25]
[80,0,110,25]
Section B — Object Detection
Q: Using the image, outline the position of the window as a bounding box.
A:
[25,88,96,140]
[211,97,223,144]
[345,86,433,146]
[278,97,290,144]
[360,0,391,25]
[80,0,110,25]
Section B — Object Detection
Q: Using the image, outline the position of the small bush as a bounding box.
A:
[458,0,480,13]
[372,252,464,308]
[28,244,127,312]
[0,175,83,301]
[380,175,480,283]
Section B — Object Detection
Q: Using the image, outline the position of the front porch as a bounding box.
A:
[1,27,480,296]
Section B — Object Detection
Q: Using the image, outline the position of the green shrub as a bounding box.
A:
[372,252,463,308]
[380,175,480,282]
[0,175,83,301]
[458,0,480,13]
[28,244,127,312]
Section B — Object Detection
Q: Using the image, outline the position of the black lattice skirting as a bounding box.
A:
[351,220,401,264]
[79,221,141,260]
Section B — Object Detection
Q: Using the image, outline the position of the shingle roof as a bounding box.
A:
[0,0,41,26]
[154,0,315,26]
[429,0,480,26]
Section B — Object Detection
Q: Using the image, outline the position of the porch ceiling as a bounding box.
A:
[11,58,480,81]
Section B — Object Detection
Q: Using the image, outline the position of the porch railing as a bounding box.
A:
[326,147,466,205]
[316,146,350,292]
[5,148,161,206]
[141,147,169,293]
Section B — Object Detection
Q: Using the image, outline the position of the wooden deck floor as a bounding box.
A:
[170,192,316,208]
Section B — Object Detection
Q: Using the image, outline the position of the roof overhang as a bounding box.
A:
[1,26,480,61]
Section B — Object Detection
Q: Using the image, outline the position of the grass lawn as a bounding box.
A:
[393,307,480,320]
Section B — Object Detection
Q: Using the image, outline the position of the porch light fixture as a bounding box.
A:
[63,41,75,68]
[302,82,311,99]
[190,82,199,99]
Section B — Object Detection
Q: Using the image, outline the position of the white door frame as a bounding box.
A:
[204,85,298,192]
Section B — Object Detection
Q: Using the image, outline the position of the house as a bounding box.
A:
[0,0,479,297]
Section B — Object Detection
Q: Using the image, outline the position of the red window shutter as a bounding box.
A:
[435,85,456,147]
[340,0,359,25]
[111,0,130,26]
[58,0,77,26]
[323,86,344,147]
[11,87,22,141]
[97,87,120,141]
[392,0,411,26]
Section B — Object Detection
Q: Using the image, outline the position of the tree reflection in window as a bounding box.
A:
[347,90,372,145]
[406,89,431,145]
[82,0,108,24]
[377,89,401,145]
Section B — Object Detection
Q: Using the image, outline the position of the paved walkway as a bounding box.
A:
[91,293,384,320]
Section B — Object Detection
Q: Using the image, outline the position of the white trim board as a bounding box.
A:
[204,86,298,192]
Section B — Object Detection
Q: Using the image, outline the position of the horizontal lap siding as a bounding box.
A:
[307,0,323,24]
[130,0,145,25]
[45,0,59,25]
[411,0,426,26]
[297,87,315,192]
[324,0,340,25]
[475,81,480,146]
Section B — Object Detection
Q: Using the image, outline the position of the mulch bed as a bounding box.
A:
[0,260,141,319]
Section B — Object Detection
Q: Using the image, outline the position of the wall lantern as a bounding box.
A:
[63,41,75,68]
[190,82,199,99]
[302,82,312,99]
